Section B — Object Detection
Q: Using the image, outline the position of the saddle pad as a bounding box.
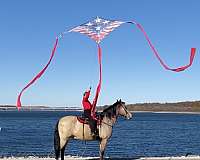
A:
[77,116,89,124]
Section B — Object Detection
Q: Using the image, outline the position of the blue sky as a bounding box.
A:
[0,0,199,107]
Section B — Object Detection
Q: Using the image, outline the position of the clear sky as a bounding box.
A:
[0,0,199,107]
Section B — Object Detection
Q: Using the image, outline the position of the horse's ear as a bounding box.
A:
[119,99,121,102]
[117,99,118,102]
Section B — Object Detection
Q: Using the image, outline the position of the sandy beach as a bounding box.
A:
[1,155,200,160]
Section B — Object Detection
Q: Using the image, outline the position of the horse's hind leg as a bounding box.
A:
[54,123,69,160]
[99,139,108,160]
[54,121,60,160]
[60,139,69,160]
[61,144,66,160]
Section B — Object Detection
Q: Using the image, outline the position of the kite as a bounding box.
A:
[16,17,196,110]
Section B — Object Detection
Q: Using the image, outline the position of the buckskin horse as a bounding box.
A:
[54,99,132,160]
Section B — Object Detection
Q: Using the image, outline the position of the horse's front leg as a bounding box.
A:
[99,139,108,160]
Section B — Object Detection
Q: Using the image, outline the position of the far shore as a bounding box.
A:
[132,111,200,114]
[1,109,200,115]
[1,100,200,113]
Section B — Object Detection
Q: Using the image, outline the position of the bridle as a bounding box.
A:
[101,101,130,128]
[118,102,130,118]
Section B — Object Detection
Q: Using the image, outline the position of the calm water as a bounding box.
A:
[0,111,200,158]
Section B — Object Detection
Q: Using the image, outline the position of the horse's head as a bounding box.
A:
[116,99,132,119]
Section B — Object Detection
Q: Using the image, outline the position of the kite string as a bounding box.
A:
[16,37,59,109]
[127,21,196,72]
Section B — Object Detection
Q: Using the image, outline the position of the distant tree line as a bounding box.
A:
[1,101,200,112]
[98,101,200,112]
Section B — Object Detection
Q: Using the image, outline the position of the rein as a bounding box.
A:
[101,121,113,128]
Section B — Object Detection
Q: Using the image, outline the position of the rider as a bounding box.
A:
[82,87,97,136]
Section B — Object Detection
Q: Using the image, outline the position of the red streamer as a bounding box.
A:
[16,38,59,110]
[128,21,196,72]
[91,44,102,118]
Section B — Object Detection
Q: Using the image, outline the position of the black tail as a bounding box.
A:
[54,121,60,160]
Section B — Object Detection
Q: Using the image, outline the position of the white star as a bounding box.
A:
[86,22,93,26]
[95,17,101,23]
[103,20,110,24]
[95,26,101,31]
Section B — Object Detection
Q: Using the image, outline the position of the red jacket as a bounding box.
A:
[82,90,92,110]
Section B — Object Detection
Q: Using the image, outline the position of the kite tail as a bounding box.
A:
[127,21,196,72]
[16,37,59,110]
[91,44,102,118]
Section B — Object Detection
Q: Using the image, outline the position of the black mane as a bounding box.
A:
[101,101,121,119]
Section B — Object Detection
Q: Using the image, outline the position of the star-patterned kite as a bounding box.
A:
[17,17,196,110]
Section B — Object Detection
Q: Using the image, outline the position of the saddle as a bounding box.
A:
[77,114,102,125]
[77,114,102,139]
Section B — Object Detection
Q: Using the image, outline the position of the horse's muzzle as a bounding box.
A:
[126,113,132,120]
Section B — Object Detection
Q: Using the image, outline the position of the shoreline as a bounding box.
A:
[1,100,200,113]
[1,109,200,114]
[132,111,200,114]
[0,155,200,160]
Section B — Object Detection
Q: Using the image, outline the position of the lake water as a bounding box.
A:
[0,111,200,159]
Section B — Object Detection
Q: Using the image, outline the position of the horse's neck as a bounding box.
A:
[101,104,119,125]
[102,113,117,126]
